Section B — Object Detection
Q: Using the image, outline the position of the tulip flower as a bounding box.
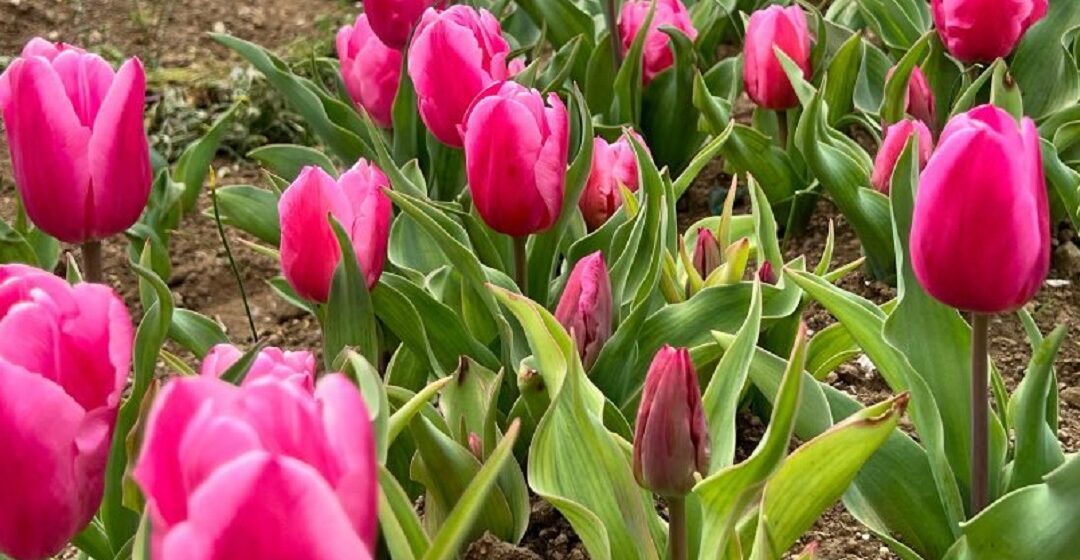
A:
[279,161,392,303]
[743,5,812,110]
[887,64,937,129]
[554,252,613,369]
[133,371,378,559]
[407,6,523,147]
[692,228,721,279]
[0,265,132,560]
[912,104,1048,314]
[201,344,316,389]
[363,0,444,50]
[757,261,777,285]
[871,119,934,194]
[618,0,698,85]
[932,0,1047,63]
[580,133,646,231]
[0,38,151,245]
[337,13,402,128]
[463,81,569,237]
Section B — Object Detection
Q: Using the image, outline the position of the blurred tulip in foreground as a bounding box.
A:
[279,161,392,303]
[912,104,1049,313]
[407,6,522,146]
[201,344,316,389]
[743,5,811,110]
[872,119,934,194]
[554,252,613,369]
[0,38,151,243]
[618,0,698,85]
[363,0,444,50]
[337,14,402,128]
[0,265,131,559]
[580,133,645,231]
[463,81,569,237]
[932,0,1047,63]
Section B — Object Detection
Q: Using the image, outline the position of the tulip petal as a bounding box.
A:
[338,162,392,289]
[278,166,350,303]
[87,57,152,240]
[50,50,115,127]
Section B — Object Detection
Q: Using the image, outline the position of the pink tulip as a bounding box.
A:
[0,38,151,244]
[554,252,613,369]
[463,81,569,237]
[692,228,721,279]
[633,345,709,496]
[912,104,1049,314]
[133,371,378,559]
[872,119,934,194]
[279,161,392,303]
[201,344,316,390]
[337,14,402,128]
[743,5,812,110]
[407,6,523,147]
[363,0,445,50]
[580,133,646,231]
[887,65,937,129]
[0,265,131,559]
[618,0,698,85]
[932,0,1047,63]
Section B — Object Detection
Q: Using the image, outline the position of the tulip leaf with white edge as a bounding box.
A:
[386,376,454,449]
[540,35,587,94]
[422,421,523,560]
[852,0,930,52]
[880,32,933,124]
[357,106,430,200]
[101,254,175,545]
[210,185,281,246]
[321,216,380,370]
[167,309,228,359]
[379,464,430,560]
[585,31,618,114]
[512,0,594,51]
[611,0,654,125]
[175,100,242,211]
[0,220,45,267]
[1040,139,1080,232]
[692,71,733,135]
[642,26,705,172]
[247,144,337,182]
[821,30,864,126]
[753,393,909,558]
[212,34,375,164]
[713,124,803,209]
[806,321,861,380]
[988,60,1023,120]
[949,61,997,117]
[854,40,892,115]
[1006,326,1067,492]
[342,351,391,464]
[1011,0,1080,120]
[391,51,424,166]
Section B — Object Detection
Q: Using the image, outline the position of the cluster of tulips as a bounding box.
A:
[0,0,1075,559]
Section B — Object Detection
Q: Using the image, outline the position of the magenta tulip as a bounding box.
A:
[692,228,721,279]
[872,119,934,194]
[743,5,812,110]
[133,370,378,559]
[0,38,151,244]
[932,0,1047,63]
[633,345,709,496]
[912,104,1049,314]
[279,161,392,303]
[0,265,132,559]
[618,0,698,85]
[337,13,402,128]
[463,81,569,237]
[554,252,613,369]
[201,344,316,390]
[363,0,445,50]
[887,65,937,129]
[407,6,523,147]
[580,133,646,231]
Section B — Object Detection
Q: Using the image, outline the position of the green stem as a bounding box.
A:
[212,185,259,344]
[606,0,623,67]
[81,240,103,284]
[668,495,688,560]
[514,236,528,296]
[970,313,990,515]
[776,110,790,150]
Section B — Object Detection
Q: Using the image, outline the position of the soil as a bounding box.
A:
[4,3,1080,560]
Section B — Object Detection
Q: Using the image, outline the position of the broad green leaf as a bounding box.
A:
[176,101,242,211]
[1041,140,1080,232]
[822,31,865,126]
[854,0,930,51]
[211,185,281,246]
[0,220,44,266]
[387,377,453,448]
[247,144,336,181]
[989,60,1023,120]
[380,465,430,560]
[320,217,379,369]
[1012,0,1080,119]
[642,27,705,172]
[512,0,594,50]
[1006,326,1067,491]
[880,32,933,124]
[806,321,860,380]
[168,309,228,358]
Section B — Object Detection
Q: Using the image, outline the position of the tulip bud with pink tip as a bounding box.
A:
[886,65,937,129]
[554,252,613,369]
[580,132,646,231]
[912,104,1049,313]
[0,265,132,560]
[872,119,934,194]
[407,6,523,147]
[633,345,709,496]
[743,6,812,110]
[0,38,151,244]
[463,81,569,237]
[337,14,402,128]
[692,228,722,279]
[617,0,698,85]
[757,261,778,285]
[363,0,445,50]
[279,161,392,303]
[932,0,1047,63]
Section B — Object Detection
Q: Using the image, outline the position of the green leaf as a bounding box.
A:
[612,0,654,124]
[1012,0,1080,119]
[0,220,43,266]
[168,309,228,358]
[387,377,453,448]
[511,0,594,50]
[320,216,379,370]
[880,32,933,124]
[642,27,705,172]
[1041,139,1080,231]
[822,31,865,126]
[218,343,266,385]
[854,0,930,51]
[343,351,390,464]
[717,124,802,208]
[211,185,281,246]
[989,60,1023,120]
[391,51,424,166]
[806,321,861,380]
[247,144,336,181]
[1006,326,1067,491]
[175,101,242,211]
[380,464,430,560]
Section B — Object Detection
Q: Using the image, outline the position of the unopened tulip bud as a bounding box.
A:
[633,346,709,496]
[617,0,697,85]
[871,119,933,194]
[886,65,936,129]
[554,252,613,369]
[912,104,1049,313]
[692,228,722,279]
[757,261,777,285]
[337,14,401,128]
[468,432,484,461]
[932,0,1047,63]
[743,6,811,110]
[580,133,646,231]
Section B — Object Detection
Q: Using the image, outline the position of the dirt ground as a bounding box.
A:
[3,2,1080,560]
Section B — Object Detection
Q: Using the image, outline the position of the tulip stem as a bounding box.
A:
[81,240,103,284]
[606,0,623,67]
[970,312,990,515]
[668,495,688,560]
[514,236,529,296]
[212,180,259,344]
